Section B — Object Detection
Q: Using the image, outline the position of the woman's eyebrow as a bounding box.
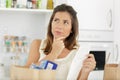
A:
[63,19,71,23]
[63,20,69,22]
[54,17,70,22]
[54,17,59,20]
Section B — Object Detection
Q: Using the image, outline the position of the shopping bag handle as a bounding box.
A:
[106,52,111,64]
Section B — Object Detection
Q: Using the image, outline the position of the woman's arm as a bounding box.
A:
[41,37,65,61]
[77,54,96,80]
[25,39,41,67]
[25,37,65,67]
[77,69,89,80]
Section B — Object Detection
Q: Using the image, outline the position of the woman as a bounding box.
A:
[25,4,96,80]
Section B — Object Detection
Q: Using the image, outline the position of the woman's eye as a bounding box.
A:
[64,21,69,25]
[53,19,59,23]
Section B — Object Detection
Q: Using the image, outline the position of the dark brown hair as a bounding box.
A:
[44,4,79,55]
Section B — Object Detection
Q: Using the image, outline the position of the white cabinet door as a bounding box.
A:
[68,0,113,31]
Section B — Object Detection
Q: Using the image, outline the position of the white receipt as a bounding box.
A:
[67,45,90,80]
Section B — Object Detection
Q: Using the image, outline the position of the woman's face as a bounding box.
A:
[51,12,72,39]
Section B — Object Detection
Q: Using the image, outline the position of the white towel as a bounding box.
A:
[67,45,90,80]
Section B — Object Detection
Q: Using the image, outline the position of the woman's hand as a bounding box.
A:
[82,54,96,73]
[40,37,65,61]
[77,54,96,80]
[51,37,65,57]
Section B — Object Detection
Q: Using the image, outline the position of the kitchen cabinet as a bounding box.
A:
[114,0,120,61]
[68,0,113,31]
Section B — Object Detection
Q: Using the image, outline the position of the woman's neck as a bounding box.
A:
[57,48,71,59]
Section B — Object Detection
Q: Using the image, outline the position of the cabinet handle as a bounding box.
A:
[115,44,119,62]
[109,9,112,28]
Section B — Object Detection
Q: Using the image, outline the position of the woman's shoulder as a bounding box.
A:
[32,39,41,44]
[30,39,46,48]
[31,39,46,46]
[31,39,41,48]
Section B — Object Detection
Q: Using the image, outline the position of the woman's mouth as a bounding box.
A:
[55,31,62,35]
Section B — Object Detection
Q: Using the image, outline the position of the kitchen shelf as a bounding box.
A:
[0,8,53,13]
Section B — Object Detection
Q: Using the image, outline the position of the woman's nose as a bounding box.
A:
[56,22,64,29]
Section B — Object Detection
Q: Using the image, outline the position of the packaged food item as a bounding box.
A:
[37,0,42,9]
[6,0,12,8]
[41,0,47,9]
[16,0,27,8]
[12,0,17,8]
[31,0,37,9]
[0,0,6,8]
[26,0,32,9]
[0,63,5,79]
[47,0,53,9]
[30,60,58,70]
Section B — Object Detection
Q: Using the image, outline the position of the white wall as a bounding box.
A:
[0,11,47,39]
